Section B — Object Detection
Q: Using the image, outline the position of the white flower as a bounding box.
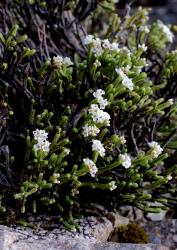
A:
[119,153,132,168]
[102,39,119,52]
[52,173,60,184]
[84,35,94,45]
[102,39,111,49]
[64,148,70,155]
[63,57,73,66]
[157,20,174,43]
[141,58,149,67]
[109,181,117,191]
[53,55,63,68]
[33,129,50,153]
[116,68,134,91]
[93,89,108,110]
[83,158,98,177]
[33,129,48,143]
[138,44,147,52]
[119,136,126,144]
[92,38,103,56]
[99,98,109,110]
[53,173,60,178]
[139,25,150,33]
[148,141,163,159]
[88,104,110,126]
[53,55,73,68]
[34,140,50,153]
[84,36,104,55]
[92,139,106,157]
[93,59,101,68]
[41,140,50,152]
[93,89,105,99]
[82,124,100,137]
[167,175,172,181]
[168,99,174,105]
[110,42,119,52]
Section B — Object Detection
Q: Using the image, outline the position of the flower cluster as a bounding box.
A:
[88,104,110,126]
[82,125,100,137]
[138,43,147,52]
[84,35,119,55]
[84,35,103,55]
[119,136,126,145]
[102,39,119,52]
[93,59,101,68]
[50,173,60,184]
[156,20,174,43]
[92,139,105,157]
[93,89,108,110]
[83,158,98,177]
[119,153,132,169]
[109,181,117,191]
[168,99,174,105]
[53,55,73,68]
[33,129,50,153]
[139,25,150,33]
[82,89,109,176]
[63,148,70,156]
[148,141,163,159]
[116,68,134,91]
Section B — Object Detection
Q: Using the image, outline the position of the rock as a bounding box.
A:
[0,226,169,250]
[108,212,129,228]
[0,215,171,250]
[119,206,143,221]
[140,219,177,249]
[92,217,113,241]
[146,211,167,221]
[90,213,129,241]
[145,202,167,221]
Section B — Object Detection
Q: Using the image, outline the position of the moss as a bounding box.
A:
[110,223,149,243]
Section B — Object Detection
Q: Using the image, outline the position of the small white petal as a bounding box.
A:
[53,55,63,68]
[88,104,110,126]
[116,68,134,91]
[157,20,174,43]
[109,181,117,191]
[83,158,98,177]
[92,139,106,157]
[84,35,94,45]
[63,57,73,66]
[82,125,100,137]
[119,153,132,168]
[148,141,163,159]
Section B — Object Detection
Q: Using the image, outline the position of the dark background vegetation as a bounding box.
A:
[117,0,177,24]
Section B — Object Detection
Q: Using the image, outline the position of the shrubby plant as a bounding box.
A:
[0,0,177,229]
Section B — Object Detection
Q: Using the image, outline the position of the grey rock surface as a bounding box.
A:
[0,213,129,249]
[141,219,177,250]
[0,226,169,250]
[0,214,169,250]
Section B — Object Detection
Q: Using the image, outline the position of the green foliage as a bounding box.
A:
[0,1,177,229]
